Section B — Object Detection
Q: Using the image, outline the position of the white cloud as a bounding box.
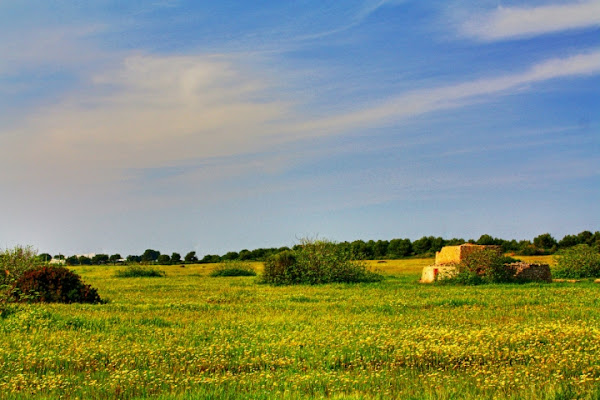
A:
[462,0,600,41]
[295,49,600,135]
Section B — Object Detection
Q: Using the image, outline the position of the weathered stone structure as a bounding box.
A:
[507,262,552,283]
[420,244,551,283]
[435,243,501,265]
[420,265,458,283]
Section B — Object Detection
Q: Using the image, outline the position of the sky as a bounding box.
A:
[1,0,599,257]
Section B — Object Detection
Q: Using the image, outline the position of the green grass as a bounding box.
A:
[1,257,600,399]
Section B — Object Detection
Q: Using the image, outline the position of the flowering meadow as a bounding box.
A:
[1,258,600,399]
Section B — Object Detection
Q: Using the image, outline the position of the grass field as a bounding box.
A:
[2,256,600,399]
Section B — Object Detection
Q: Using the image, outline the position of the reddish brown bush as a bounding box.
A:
[13,265,102,304]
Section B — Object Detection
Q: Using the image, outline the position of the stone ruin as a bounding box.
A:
[506,262,552,283]
[420,243,551,283]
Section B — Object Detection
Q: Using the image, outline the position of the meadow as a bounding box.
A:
[2,257,600,399]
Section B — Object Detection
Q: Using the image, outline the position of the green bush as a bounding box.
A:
[263,250,297,285]
[442,249,517,285]
[210,261,257,277]
[553,244,600,279]
[1,246,41,313]
[0,245,39,287]
[12,265,102,304]
[115,266,166,278]
[262,238,383,285]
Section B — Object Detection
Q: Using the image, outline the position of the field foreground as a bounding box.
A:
[2,257,600,399]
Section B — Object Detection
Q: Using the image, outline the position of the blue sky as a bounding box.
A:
[1,0,599,256]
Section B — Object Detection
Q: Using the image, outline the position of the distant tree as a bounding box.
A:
[533,233,557,251]
[412,236,433,255]
[558,234,580,249]
[141,249,160,263]
[477,234,497,246]
[222,251,239,261]
[238,249,252,261]
[54,254,65,260]
[200,254,221,263]
[38,253,53,263]
[350,240,372,259]
[65,255,80,266]
[157,254,171,265]
[184,251,198,263]
[373,240,389,259]
[171,252,181,264]
[109,254,122,264]
[127,255,142,263]
[517,240,538,256]
[91,254,109,265]
[388,239,412,258]
[446,238,466,246]
[430,237,446,253]
[78,256,92,265]
[577,231,594,246]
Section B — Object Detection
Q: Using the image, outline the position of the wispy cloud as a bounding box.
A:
[4,48,600,191]
[462,0,600,41]
[296,49,600,135]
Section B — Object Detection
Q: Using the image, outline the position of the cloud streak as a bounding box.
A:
[296,49,600,135]
[462,0,600,41]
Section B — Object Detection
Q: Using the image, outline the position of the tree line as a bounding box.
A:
[41,230,600,266]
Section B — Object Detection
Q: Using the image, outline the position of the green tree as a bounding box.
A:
[171,252,181,264]
[78,256,92,265]
[109,254,122,264]
[141,249,160,263]
[65,255,80,266]
[388,239,412,258]
[412,236,433,255]
[184,251,198,263]
[533,233,557,252]
[92,254,109,265]
[222,251,239,261]
[477,234,496,246]
[127,255,141,263]
[37,253,53,263]
[200,254,221,263]
[157,254,171,265]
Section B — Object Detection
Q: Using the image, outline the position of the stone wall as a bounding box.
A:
[420,265,457,283]
[435,244,501,266]
[507,262,552,283]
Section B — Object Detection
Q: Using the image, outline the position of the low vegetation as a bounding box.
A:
[12,265,102,304]
[553,244,600,279]
[114,265,166,278]
[209,261,257,277]
[1,246,101,310]
[262,238,383,285]
[441,249,521,285]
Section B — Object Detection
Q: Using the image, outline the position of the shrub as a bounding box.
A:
[210,261,257,277]
[443,249,516,285]
[1,246,41,314]
[12,265,102,304]
[263,250,297,285]
[0,245,39,287]
[553,244,600,279]
[262,238,383,285]
[115,266,166,278]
